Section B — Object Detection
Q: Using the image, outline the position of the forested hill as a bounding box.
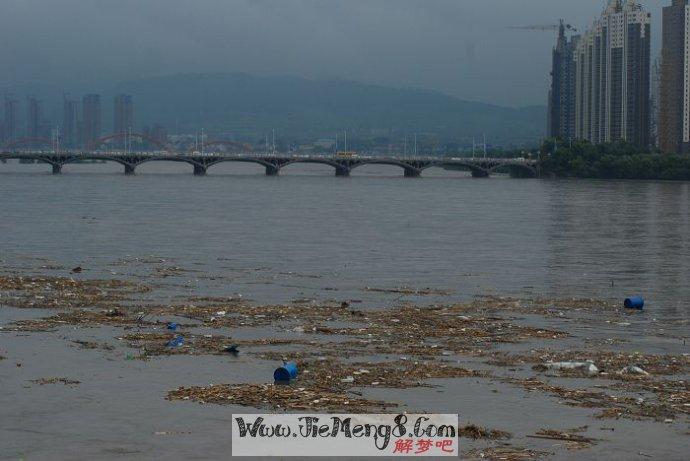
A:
[110,73,544,144]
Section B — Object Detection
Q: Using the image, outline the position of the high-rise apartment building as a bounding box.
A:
[3,97,19,143]
[62,95,79,148]
[574,0,651,147]
[82,94,101,148]
[651,57,662,148]
[659,0,690,154]
[26,96,45,139]
[113,94,134,137]
[548,21,579,140]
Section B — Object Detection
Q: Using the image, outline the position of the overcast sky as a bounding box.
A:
[0,0,664,107]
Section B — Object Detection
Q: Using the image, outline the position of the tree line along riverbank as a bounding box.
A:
[538,140,690,181]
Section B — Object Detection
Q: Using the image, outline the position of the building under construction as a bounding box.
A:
[547,21,579,140]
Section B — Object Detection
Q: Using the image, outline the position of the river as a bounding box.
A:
[1,160,689,321]
[2,160,690,460]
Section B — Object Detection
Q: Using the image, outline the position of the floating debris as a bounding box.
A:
[31,377,81,386]
[224,345,239,355]
[458,424,511,440]
[71,340,114,351]
[274,361,298,382]
[624,296,645,310]
[527,428,598,450]
[0,275,149,310]
[166,336,185,348]
[619,365,650,376]
[365,286,453,296]
[535,361,599,376]
[4,271,689,431]
[167,383,394,412]
[464,446,551,461]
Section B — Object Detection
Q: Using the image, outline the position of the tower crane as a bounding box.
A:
[507,22,577,33]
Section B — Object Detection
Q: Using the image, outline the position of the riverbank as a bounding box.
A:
[1,269,688,460]
[540,141,690,180]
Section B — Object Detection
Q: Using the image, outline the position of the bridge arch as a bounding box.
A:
[280,158,341,170]
[420,161,489,177]
[352,159,413,170]
[203,157,282,176]
[278,158,351,176]
[64,155,129,167]
[349,159,423,177]
[205,157,274,169]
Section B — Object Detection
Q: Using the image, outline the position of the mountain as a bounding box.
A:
[2,73,546,146]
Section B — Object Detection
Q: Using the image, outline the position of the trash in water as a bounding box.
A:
[341,376,355,383]
[620,365,649,376]
[274,361,298,382]
[225,344,239,355]
[71,266,83,273]
[167,322,178,331]
[166,336,184,348]
[624,296,644,310]
[540,361,599,376]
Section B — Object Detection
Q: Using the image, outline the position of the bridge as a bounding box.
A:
[0,150,539,178]
[0,134,539,178]
[0,148,541,178]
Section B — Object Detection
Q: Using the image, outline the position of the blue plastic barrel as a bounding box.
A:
[624,296,644,310]
[273,361,298,382]
[166,335,184,348]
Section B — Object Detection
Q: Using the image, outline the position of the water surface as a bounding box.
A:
[1,161,688,320]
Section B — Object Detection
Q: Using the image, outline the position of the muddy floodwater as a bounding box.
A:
[0,162,689,460]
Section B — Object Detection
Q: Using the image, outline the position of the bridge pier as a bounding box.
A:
[51,164,62,174]
[335,167,350,177]
[124,164,136,175]
[193,164,207,176]
[265,165,280,176]
[404,168,421,178]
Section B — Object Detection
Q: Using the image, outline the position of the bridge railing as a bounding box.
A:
[1,150,536,165]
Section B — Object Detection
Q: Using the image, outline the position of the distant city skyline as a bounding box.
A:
[0,0,666,107]
[5,1,689,151]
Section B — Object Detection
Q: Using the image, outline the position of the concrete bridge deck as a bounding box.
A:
[0,151,539,178]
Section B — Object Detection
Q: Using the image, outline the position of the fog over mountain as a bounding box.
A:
[0,0,664,107]
[0,73,545,146]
